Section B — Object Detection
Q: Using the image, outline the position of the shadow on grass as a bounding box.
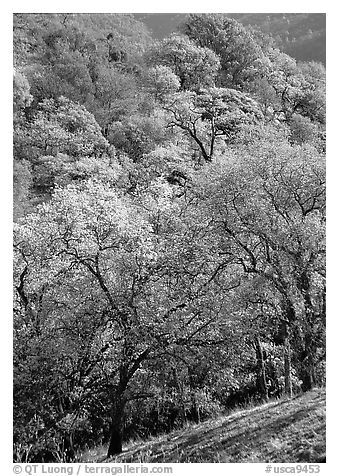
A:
[114,389,325,463]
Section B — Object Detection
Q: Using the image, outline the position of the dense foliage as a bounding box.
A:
[13,13,325,463]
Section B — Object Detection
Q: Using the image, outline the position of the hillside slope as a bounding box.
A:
[133,13,325,64]
[84,388,325,463]
[229,13,326,64]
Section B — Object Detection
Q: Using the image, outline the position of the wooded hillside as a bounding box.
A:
[13,13,325,463]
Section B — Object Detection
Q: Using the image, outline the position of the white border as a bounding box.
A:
[2,2,337,473]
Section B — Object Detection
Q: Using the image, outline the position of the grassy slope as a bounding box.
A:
[83,388,325,463]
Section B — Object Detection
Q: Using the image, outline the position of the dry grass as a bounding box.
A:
[80,388,325,463]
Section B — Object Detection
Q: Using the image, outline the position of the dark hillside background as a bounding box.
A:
[133,13,326,64]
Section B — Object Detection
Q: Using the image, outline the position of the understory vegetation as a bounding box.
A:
[82,388,325,463]
[13,13,325,463]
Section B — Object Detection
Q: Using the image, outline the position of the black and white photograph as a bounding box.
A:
[11,5,328,469]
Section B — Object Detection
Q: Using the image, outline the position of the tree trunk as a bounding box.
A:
[107,393,126,457]
[108,426,122,457]
[301,366,314,391]
[106,345,151,458]
[297,271,320,391]
[173,366,187,424]
[254,335,268,401]
[188,368,200,424]
[301,333,316,391]
[283,321,293,398]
